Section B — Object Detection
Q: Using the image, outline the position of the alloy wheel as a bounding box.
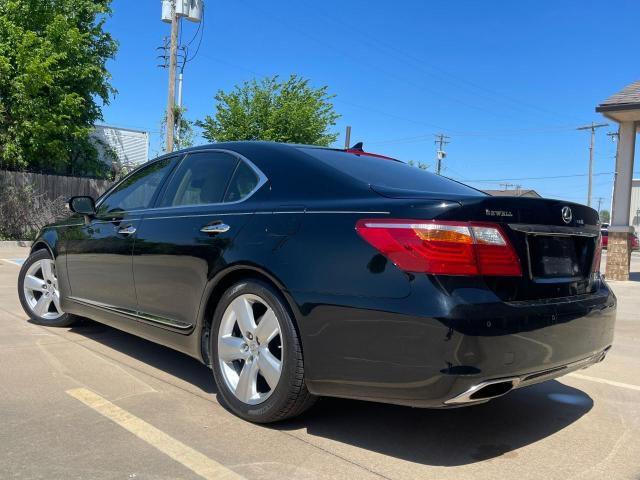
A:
[22,258,64,320]
[217,293,283,405]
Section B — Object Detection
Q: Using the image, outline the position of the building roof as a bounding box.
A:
[596,80,640,112]
[483,189,541,198]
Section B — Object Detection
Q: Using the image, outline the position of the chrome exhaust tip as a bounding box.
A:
[444,377,520,406]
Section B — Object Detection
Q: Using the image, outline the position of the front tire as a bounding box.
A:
[211,279,316,423]
[18,249,78,327]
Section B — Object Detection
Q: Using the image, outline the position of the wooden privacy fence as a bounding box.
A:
[0,170,113,201]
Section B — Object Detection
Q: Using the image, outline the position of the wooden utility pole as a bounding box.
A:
[577,122,608,207]
[165,0,180,153]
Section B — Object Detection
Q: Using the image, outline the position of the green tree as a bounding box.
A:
[198,75,340,146]
[0,0,117,177]
[160,106,195,153]
[599,209,610,224]
[408,160,429,170]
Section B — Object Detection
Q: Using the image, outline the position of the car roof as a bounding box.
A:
[160,140,399,160]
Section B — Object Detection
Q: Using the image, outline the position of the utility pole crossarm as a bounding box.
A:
[576,123,609,131]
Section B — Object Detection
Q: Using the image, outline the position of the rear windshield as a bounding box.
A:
[300,148,484,196]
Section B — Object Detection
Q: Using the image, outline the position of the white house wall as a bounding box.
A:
[92,125,149,170]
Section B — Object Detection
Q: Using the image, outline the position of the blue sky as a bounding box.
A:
[102,0,638,208]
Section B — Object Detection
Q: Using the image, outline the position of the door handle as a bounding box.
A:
[117,225,137,235]
[200,222,230,234]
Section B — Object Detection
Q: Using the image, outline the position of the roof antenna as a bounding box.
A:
[350,142,364,151]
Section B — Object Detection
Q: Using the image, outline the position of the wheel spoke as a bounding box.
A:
[219,336,248,362]
[33,295,52,317]
[257,349,282,390]
[24,275,45,292]
[231,297,256,336]
[255,309,279,344]
[41,261,54,282]
[52,290,62,313]
[235,359,259,403]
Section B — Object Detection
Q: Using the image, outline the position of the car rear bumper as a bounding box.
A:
[299,278,616,408]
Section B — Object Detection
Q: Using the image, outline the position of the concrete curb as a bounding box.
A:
[0,241,32,248]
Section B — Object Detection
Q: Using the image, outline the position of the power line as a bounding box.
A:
[185,5,206,63]
[312,5,587,125]
[368,124,581,144]
[462,172,615,183]
[190,49,595,143]
[237,0,580,126]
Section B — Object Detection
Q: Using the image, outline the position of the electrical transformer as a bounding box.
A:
[161,0,203,23]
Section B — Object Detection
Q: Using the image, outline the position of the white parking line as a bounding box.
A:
[568,373,640,392]
[0,258,24,266]
[66,388,245,480]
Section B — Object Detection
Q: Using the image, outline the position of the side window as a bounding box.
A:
[160,152,238,207]
[97,158,175,215]
[223,160,260,203]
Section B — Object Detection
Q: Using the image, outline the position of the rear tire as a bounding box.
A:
[18,249,78,327]
[211,279,316,423]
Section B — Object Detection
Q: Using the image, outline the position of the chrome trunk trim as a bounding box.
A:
[508,223,600,237]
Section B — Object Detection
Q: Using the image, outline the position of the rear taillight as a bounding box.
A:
[592,234,603,273]
[355,219,522,277]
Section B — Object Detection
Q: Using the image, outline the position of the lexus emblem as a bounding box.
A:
[561,206,572,224]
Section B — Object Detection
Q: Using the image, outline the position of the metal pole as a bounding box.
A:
[165,0,179,153]
[177,72,183,108]
[344,126,351,149]
[588,125,595,207]
[176,72,184,145]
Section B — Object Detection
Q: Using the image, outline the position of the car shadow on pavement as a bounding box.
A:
[67,319,217,394]
[275,380,593,466]
[67,320,593,466]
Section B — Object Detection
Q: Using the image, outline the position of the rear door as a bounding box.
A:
[132,150,265,331]
[64,157,178,310]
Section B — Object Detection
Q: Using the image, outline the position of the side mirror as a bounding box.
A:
[69,196,96,216]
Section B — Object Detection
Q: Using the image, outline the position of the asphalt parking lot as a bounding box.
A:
[1,247,639,480]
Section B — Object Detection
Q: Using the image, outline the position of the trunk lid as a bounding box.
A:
[373,186,602,301]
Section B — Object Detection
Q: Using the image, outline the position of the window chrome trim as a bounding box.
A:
[94,155,181,211]
[143,149,267,213]
[94,148,268,216]
[141,210,391,221]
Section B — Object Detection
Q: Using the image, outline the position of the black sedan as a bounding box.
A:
[18,142,616,423]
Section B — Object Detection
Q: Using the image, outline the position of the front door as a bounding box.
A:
[64,157,177,310]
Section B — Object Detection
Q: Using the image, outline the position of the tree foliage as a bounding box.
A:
[198,75,340,146]
[408,160,429,170]
[599,209,610,224]
[0,0,117,177]
[159,106,195,154]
